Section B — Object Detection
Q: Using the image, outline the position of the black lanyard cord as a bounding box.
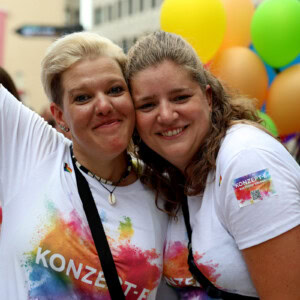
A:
[182,196,259,300]
[71,152,125,299]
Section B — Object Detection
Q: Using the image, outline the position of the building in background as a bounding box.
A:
[0,0,265,112]
[66,0,80,26]
[0,0,163,112]
[91,0,265,52]
[92,0,164,52]
[0,0,79,113]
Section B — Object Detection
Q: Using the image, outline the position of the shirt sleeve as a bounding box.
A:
[217,145,300,250]
[0,85,65,203]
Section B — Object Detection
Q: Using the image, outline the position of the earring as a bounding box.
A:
[134,144,140,153]
[59,124,70,132]
[132,130,141,153]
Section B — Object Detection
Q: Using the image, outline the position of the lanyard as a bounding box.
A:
[71,150,125,299]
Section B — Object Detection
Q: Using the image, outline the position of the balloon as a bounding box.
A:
[280,54,300,72]
[266,64,300,135]
[251,0,300,68]
[218,0,255,51]
[264,64,277,87]
[257,111,278,137]
[160,0,226,63]
[209,47,268,108]
[249,44,277,87]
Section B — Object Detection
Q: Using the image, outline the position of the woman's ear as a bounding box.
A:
[50,102,66,128]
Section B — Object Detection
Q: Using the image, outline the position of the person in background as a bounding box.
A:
[0,66,21,101]
[126,31,300,299]
[0,32,169,299]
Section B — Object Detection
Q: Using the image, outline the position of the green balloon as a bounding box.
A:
[251,0,300,68]
[257,111,278,137]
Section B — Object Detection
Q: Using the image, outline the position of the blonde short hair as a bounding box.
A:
[41,31,126,106]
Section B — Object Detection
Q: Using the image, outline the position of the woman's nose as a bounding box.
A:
[95,94,113,116]
[157,102,178,124]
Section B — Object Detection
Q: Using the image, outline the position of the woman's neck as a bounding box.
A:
[72,146,131,184]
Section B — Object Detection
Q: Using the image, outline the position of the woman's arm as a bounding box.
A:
[242,225,300,300]
[0,86,66,203]
[217,127,300,299]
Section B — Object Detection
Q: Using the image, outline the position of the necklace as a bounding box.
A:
[70,147,132,205]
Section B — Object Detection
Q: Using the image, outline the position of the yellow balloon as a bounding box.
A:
[219,0,255,51]
[160,0,226,63]
[266,64,300,136]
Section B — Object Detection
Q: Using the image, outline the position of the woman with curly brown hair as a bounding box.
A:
[126,31,300,299]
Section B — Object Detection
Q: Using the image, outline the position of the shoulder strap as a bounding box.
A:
[71,153,125,300]
[182,196,258,300]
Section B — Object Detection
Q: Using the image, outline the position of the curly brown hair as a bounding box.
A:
[126,31,266,213]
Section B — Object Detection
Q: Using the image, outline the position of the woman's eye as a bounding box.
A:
[174,95,190,102]
[74,94,90,102]
[136,102,155,111]
[110,86,124,95]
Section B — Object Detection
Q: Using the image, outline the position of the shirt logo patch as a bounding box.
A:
[64,163,72,173]
[232,168,276,207]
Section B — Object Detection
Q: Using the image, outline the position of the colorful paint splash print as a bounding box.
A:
[164,241,220,289]
[22,201,161,299]
[232,168,276,207]
[176,287,217,300]
[118,216,134,241]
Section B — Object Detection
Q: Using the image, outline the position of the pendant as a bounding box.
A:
[108,193,116,205]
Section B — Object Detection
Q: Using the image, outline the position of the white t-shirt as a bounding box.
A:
[164,124,300,298]
[0,200,2,234]
[0,86,169,299]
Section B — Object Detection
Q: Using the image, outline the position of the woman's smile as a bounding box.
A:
[158,125,188,138]
[92,118,121,130]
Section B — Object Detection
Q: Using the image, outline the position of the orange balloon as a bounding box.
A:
[218,0,255,51]
[266,64,300,136]
[209,47,268,108]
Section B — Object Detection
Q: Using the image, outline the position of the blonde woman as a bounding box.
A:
[0,32,169,299]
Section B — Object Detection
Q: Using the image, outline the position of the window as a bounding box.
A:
[102,5,113,23]
[140,0,144,11]
[94,7,102,25]
[108,5,112,21]
[65,7,71,24]
[128,0,133,15]
[74,9,80,24]
[118,1,122,18]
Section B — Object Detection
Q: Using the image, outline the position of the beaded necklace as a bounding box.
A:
[70,147,132,205]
